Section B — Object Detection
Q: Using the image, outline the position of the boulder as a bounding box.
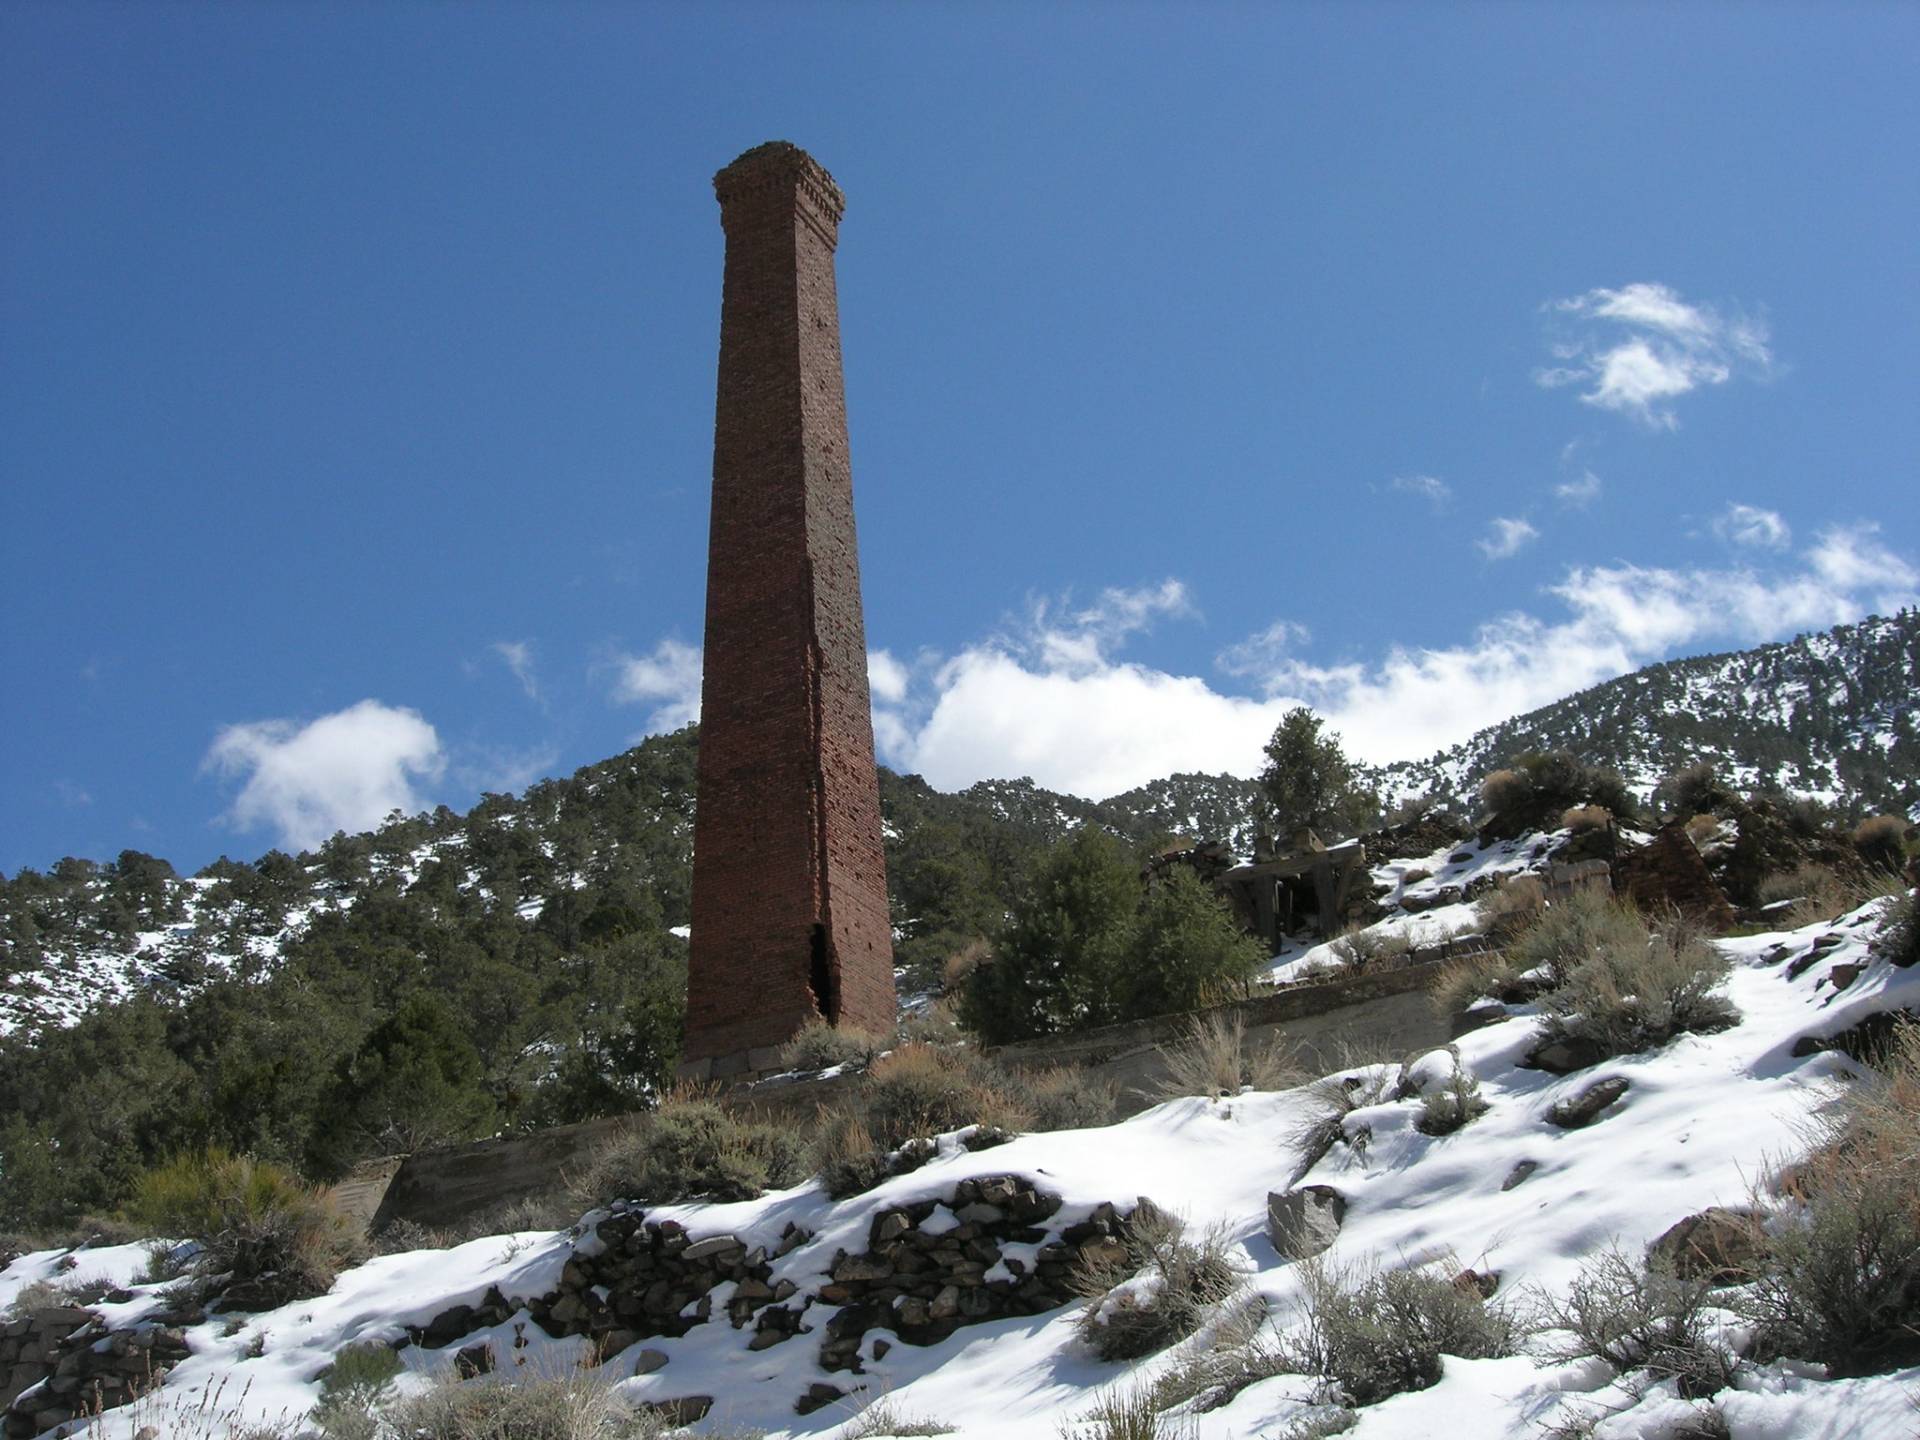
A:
[1266,1186,1345,1259]
[1647,1208,1761,1285]
[1548,1077,1630,1130]
[1500,1160,1539,1191]
[1524,1036,1608,1074]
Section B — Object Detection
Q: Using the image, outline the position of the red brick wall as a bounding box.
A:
[684,144,896,1070]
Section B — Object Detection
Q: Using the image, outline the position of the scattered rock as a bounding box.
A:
[1501,1160,1539,1191]
[795,1383,846,1416]
[639,1396,713,1425]
[454,1343,493,1379]
[1648,1208,1762,1285]
[1266,1186,1345,1259]
[1524,1036,1609,1074]
[1452,1269,1500,1299]
[1548,1077,1630,1129]
[1827,961,1864,992]
[632,1348,668,1376]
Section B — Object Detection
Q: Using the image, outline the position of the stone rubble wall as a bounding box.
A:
[408,1174,1126,1418]
[1,1307,190,1439]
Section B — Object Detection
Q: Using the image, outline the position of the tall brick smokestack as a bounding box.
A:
[680,142,896,1078]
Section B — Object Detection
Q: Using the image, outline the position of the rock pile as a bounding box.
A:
[411,1209,806,1363]
[1,1307,191,1439]
[811,1174,1102,1374]
[407,1175,1122,1418]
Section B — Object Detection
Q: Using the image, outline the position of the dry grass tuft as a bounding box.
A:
[1154,1013,1306,1100]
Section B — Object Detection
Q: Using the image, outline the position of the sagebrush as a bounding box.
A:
[1278,1259,1523,1406]
[1073,1205,1242,1361]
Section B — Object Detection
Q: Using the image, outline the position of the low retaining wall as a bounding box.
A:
[360,1072,860,1234]
[991,944,1478,1108]
[352,952,1472,1231]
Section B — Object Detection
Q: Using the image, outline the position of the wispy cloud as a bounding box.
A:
[1390,474,1452,509]
[205,699,444,851]
[492,640,542,704]
[1555,471,1603,508]
[1216,619,1310,679]
[1536,282,1772,428]
[609,639,703,733]
[1024,579,1196,675]
[53,779,93,807]
[1477,516,1539,560]
[1713,503,1791,550]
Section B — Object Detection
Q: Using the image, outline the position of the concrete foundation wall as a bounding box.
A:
[346,964,1457,1231]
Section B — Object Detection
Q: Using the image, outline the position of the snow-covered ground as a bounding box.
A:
[7,895,1917,1439]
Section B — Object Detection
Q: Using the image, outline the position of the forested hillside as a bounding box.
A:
[2,611,1915,1229]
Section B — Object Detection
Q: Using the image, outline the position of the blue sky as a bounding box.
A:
[3,1,1916,874]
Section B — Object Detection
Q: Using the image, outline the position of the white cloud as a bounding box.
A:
[869,523,1916,797]
[53,779,92,807]
[1808,522,1918,608]
[1477,516,1539,560]
[206,700,445,851]
[1555,471,1603,508]
[1714,503,1791,550]
[492,640,541,702]
[1537,282,1772,428]
[868,649,910,704]
[610,639,703,732]
[1390,474,1452,508]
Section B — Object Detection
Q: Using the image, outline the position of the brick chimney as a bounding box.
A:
[681,143,897,1078]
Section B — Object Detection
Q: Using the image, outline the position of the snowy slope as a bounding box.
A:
[7,897,1917,1440]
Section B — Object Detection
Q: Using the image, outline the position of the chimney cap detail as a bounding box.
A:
[713,141,845,232]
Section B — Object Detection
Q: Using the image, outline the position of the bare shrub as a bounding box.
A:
[838,1396,957,1437]
[5,1278,76,1318]
[1740,1019,1920,1374]
[1416,1065,1488,1137]
[1477,874,1547,939]
[1154,1013,1305,1101]
[1288,1067,1395,1177]
[1534,906,1737,1059]
[572,1097,807,1208]
[385,1368,673,1440]
[1873,889,1918,969]
[1538,1247,1735,1397]
[128,1148,361,1306]
[1278,1258,1524,1406]
[1429,951,1523,1023]
[1327,926,1413,973]
[941,938,992,991]
[1147,1297,1289,1414]
[897,999,964,1048]
[1015,1066,1121,1131]
[811,1110,894,1200]
[1073,1204,1242,1362]
[1655,763,1735,822]
[1561,805,1612,835]
[1505,888,1642,987]
[864,1043,1031,1150]
[1479,768,1529,819]
[1759,863,1898,928]
[1853,814,1910,874]
[778,1018,885,1074]
[312,1341,404,1440]
[1056,1387,1186,1440]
